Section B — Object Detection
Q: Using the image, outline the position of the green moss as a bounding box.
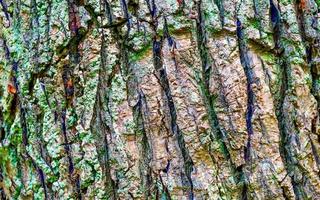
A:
[130,43,151,61]
[280,0,293,5]
[261,53,275,63]
[248,18,260,30]
[0,147,9,164]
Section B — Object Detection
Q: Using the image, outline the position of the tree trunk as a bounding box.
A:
[0,0,320,199]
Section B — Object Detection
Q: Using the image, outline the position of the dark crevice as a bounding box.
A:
[236,19,255,163]
[61,70,82,199]
[1,39,17,140]
[103,0,113,24]
[0,0,10,26]
[280,184,291,200]
[195,0,211,88]
[120,0,131,34]
[260,58,272,89]
[236,18,256,200]
[163,17,176,50]
[9,61,29,147]
[213,0,225,27]
[26,0,41,97]
[308,135,320,175]
[120,18,151,191]
[20,105,28,147]
[0,107,4,142]
[270,0,282,51]
[0,155,7,199]
[40,80,52,109]
[145,0,156,18]
[2,39,10,60]
[60,96,81,199]
[61,111,74,175]
[210,59,238,140]
[67,0,81,64]
[101,1,149,196]
[148,7,194,197]
[163,16,179,72]
[28,154,49,200]
[158,174,172,200]
[35,109,54,176]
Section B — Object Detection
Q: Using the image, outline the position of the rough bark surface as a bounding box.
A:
[0,0,320,199]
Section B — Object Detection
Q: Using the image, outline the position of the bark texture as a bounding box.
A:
[0,0,320,199]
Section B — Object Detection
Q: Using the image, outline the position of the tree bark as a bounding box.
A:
[0,0,320,199]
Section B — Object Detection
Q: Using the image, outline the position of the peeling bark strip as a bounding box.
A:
[123,32,153,197]
[195,0,236,170]
[7,60,50,199]
[146,0,195,197]
[269,0,316,198]
[294,0,320,169]
[90,32,118,199]
[133,91,153,197]
[269,1,300,197]
[153,38,195,200]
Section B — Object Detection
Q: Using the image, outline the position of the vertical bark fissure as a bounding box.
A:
[294,0,320,171]
[1,10,49,196]
[120,4,154,195]
[0,0,10,26]
[148,10,194,198]
[12,61,50,199]
[194,0,242,186]
[252,0,263,37]
[0,165,6,200]
[145,1,195,198]
[30,2,52,198]
[153,38,194,200]
[90,31,118,199]
[158,173,172,200]
[124,38,154,197]
[213,0,225,27]
[236,18,256,200]
[269,0,312,198]
[236,19,255,163]
[56,1,83,199]
[135,92,154,197]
